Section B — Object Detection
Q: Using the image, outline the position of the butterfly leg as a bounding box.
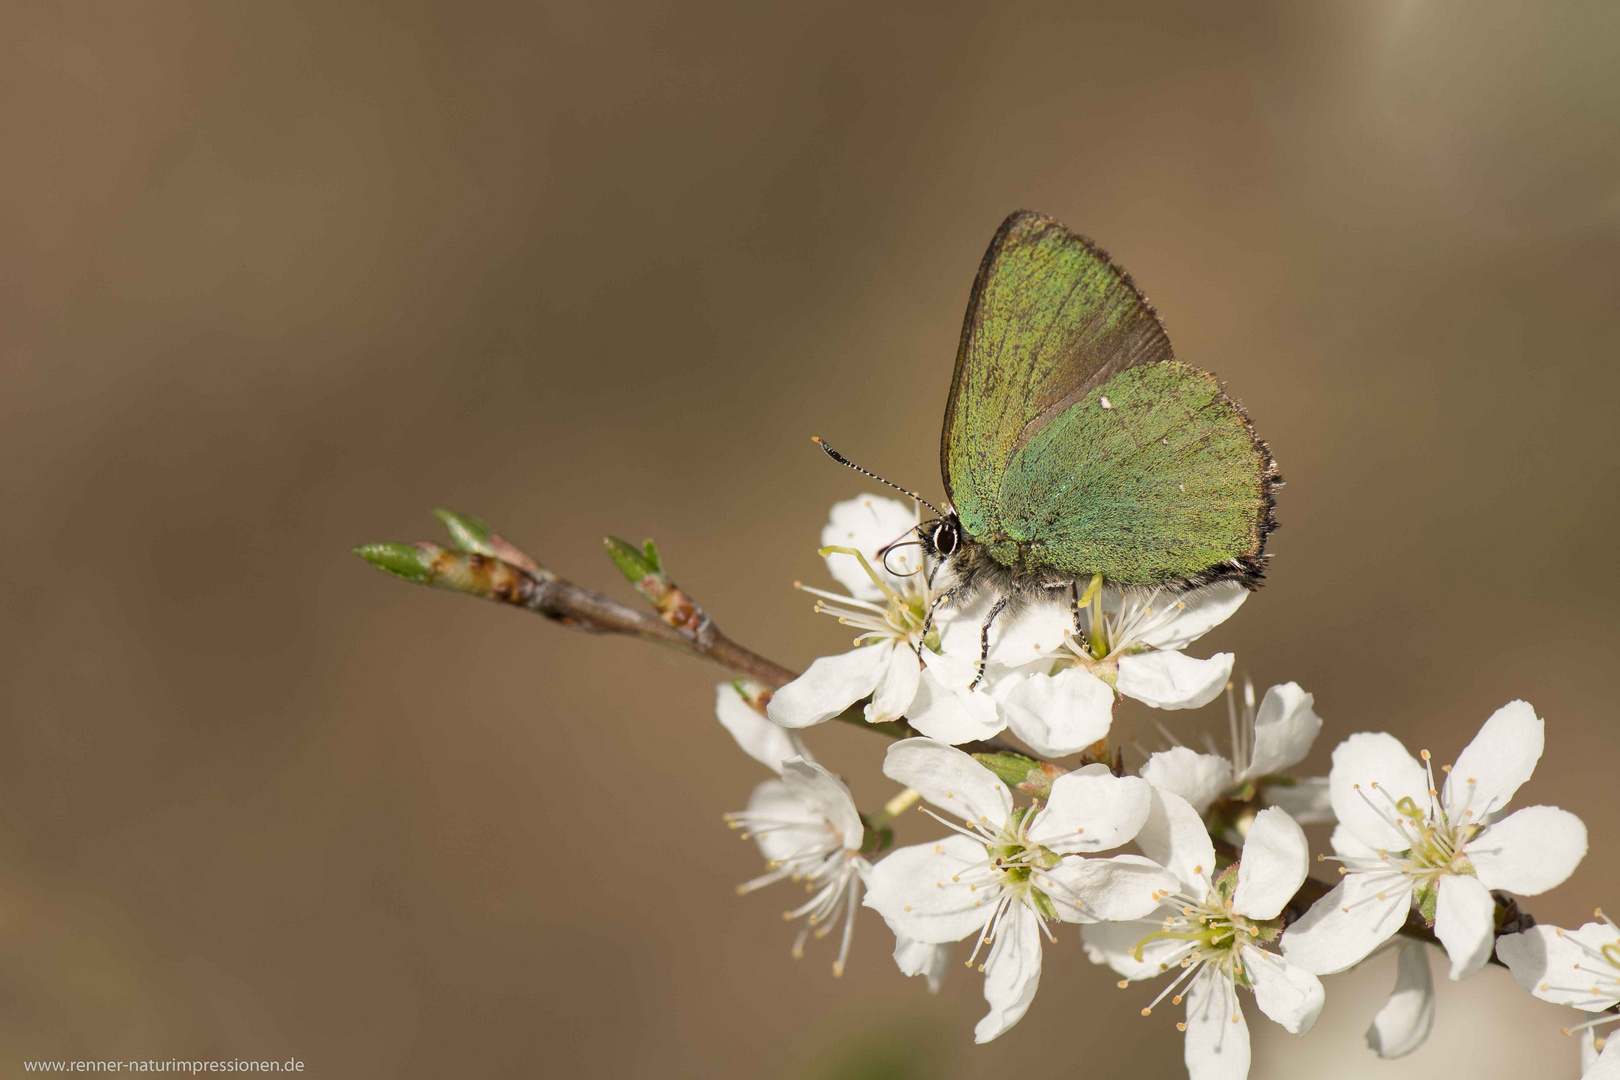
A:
[917,585,964,660]
[969,594,1010,690]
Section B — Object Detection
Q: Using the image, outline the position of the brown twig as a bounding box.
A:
[357,513,1540,963]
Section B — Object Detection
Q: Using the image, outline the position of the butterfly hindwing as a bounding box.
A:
[998,362,1275,584]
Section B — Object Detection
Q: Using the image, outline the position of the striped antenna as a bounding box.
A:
[810,437,945,519]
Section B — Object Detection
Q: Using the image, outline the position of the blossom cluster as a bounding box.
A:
[717,494,1595,1078]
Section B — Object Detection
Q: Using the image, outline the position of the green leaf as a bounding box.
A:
[353,542,435,584]
[433,508,495,554]
[604,535,662,583]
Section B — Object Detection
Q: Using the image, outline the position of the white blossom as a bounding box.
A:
[1499,911,1620,1078]
[1364,940,1436,1059]
[768,495,995,738]
[725,757,871,976]
[1281,701,1587,983]
[973,584,1246,758]
[1083,791,1323,1080]
[863,739,1175,1042]
[1139,679,1331,835]
[715,682,810,774]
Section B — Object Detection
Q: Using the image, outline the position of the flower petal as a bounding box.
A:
[1279,873,1414,975]
[881,738,1011,829]
[862,836,993,944]
[974,903,1043,1043]
[1365,940,1435,1058]
[1469,805,1587,896]
[1136,582,1247,651]
[1590,1033,1620,1080]
[1038,854,1179,923]
[1028,769,1153,854]
[1434,873,1497,980]
[1497,922,1620,1010]
[779,757,863,850]
[715,683,803,773]
[865,642,921,724]
[1232,808,1309,921]
[820,495,921,599]
[1116,650,1233,710]
[1245,948,1324,1034]
[890,931,951,994]
[905,650,1004,744]
[765,645,887,728]
[1442,699,1543,822]
[1139,747,1235,817]
[1183,971,1250,1080]
[1327,732,1428,852]
[1135,787,1217,895]
[1260,777,1333,824]
[1000,666,1115,758]
[743,778,829,868]
[1081,917,1173,981]
[983,601,1073,667]
[1243,682,1322,779]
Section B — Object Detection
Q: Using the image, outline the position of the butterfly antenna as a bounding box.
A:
[810,437,945,519]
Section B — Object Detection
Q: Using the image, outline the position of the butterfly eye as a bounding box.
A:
[932,522,959,556]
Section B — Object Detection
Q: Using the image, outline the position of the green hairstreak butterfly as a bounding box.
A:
[817,210,1278,673]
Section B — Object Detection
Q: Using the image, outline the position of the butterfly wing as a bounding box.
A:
[940,212,1276,586]
[940,211,1175,548]
[997,361,1277,585]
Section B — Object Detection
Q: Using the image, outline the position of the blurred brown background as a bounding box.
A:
[4,1,1618,1076]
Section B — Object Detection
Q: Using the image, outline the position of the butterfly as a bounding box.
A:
[817,210,1279,679]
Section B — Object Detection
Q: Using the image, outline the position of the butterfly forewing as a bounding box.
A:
[940,211,1174,546]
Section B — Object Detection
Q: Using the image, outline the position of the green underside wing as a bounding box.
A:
[941,211,1276,588]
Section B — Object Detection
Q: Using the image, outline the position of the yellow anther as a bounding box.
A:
[1117,980,1129,989]
[1421,749,1430,760]
[1141,1008,1152,1017]
[1176,1022,1187,1032]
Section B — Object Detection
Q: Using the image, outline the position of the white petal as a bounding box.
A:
[1000,666,1115,758]
[765,645,887,728]
[890,932,951,994]
[865,642,921,723]
[1329,821,1381,860]
[1139,747,1235,816]
[1469,805,1586,895]
[1433,873,1497,980]
[1279,873,1414,974]
[1232,808,1309,920]
[1183,971,1250,1080]
[1028,770,1153,854]
[1591,1032,1620,1080]
[744,779,829,868]
[1039,854,1179,923]
[983,601,1073,667]
[1365,940,1435,1058]
[1245,947,1325,1034]
[974,903,1043,1043]
[1081,917,1173,981]
[1242,682,1322,779]
[1116,650,1233,710]
[1442,699,1543,822]
[1497,922,1620,1010]
[862,836,993,944]
[905,651,1004,745]
[1135,787,1217,895]
[779,757,864,850]
[881,738,1011,829]
[1327,732,1428,852]
[715,683,801,774]
[820,494,922,599]
[1136,582,1247,651]
[1260,777,1333,824]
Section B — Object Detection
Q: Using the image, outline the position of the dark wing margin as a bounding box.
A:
[939,211,1176,525]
